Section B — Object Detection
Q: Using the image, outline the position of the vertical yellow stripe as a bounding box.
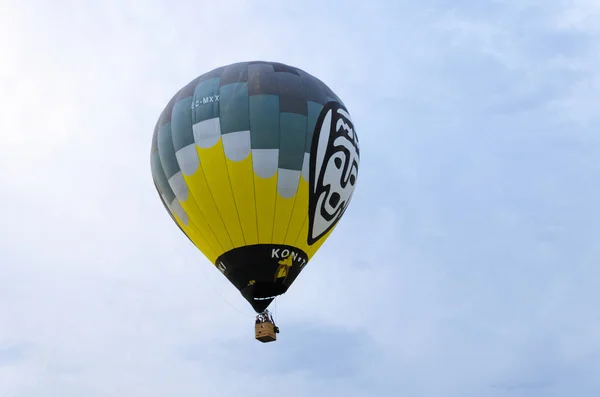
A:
[197,140,245,248]
[284,178,309,246]
[254,172,278,244]
[183,167,234,258]
[226,153,258,245]
[178,197,224,256]
[173,213,218,263]
[272,195,296,244]
[293,217,310,255]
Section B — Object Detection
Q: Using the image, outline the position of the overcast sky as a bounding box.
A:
[1,0,600,396]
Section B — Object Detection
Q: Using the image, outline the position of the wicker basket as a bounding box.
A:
[255,322,277,343]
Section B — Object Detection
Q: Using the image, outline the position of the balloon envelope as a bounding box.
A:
[150,61,360,312]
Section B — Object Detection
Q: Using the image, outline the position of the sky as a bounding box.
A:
[1,0,600,395]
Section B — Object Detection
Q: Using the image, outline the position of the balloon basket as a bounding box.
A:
[255,322,277,343]
[255,310,279,343]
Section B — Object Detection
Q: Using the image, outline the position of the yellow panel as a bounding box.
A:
[178,196,224,256]
[183,169,233,259]
[254,172,278,244]
[284,177,309,247]
[272,195,296,244]
[197,140,245,248]
[292,214,337,261]
[293,217,310,255]
[225,153,258,245]
[173,213,218,263]
[306,224,336,259]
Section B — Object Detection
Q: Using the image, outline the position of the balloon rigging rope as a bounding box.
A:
[197,262,254,317]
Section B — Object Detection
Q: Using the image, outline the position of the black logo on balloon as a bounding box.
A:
[308,102,360,246]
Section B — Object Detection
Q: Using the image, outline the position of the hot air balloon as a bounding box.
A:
[150,61,360,342]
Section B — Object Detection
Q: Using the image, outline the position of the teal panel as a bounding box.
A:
[151,151,176,204]
[219,82,250,134]
[249,94,280,150]
[306,101,323,152]
[157,122,180,179]
[171,96,194,152]
[279,112,306,171]
[192,77,220,123]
